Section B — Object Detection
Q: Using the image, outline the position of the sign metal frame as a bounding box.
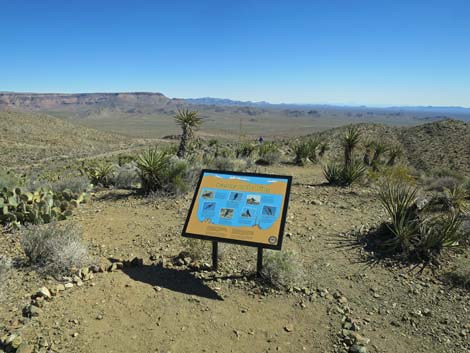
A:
[182,169,292,251]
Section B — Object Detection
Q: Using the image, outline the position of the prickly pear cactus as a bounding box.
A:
[0,186,91,229]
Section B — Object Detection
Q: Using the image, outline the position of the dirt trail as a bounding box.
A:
[11,166,470,353]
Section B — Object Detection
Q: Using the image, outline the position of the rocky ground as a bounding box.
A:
[0,165,469,353]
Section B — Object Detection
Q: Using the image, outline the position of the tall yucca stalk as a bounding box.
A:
[174,109,203,158]
[341,127,361,166]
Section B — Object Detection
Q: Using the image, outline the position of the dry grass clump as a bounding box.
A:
[20,222,91,277]
[112,162,140,189]
[261,250,303,289]
[50,175,91,193]
[181,238,210,262]
[0,255,12,300]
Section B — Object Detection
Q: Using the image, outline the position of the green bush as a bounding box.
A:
[323,161,366,186]
[261,250,303,289]
[21,222,91,277]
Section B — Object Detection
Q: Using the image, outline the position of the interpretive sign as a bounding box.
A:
[182,170,292,250]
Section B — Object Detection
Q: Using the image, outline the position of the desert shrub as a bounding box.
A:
[257,142,281,165]
[83,162,115,187]
[211,157,248,171]
[118,154,135,166]
[426,176,462,192]
[111,162,140,189]
[368,165,416,185]
[323,161,366,186]
[0,169,20,189]
[0,256,12,299]
[50,175,91,193]
[137,149,192,195]
[431,167,466,182]
[236,142,256,158]
[375,182,469,265]
[20,222,91,277]
[261,250,303,289]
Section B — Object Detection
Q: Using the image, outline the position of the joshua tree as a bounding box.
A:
[341,127,361,166]
[174,109,203,158]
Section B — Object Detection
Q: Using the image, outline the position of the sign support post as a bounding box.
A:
[212,241,218,271]
[256,247,263,276]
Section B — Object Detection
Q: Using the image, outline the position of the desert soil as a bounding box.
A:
[1,165,469,353]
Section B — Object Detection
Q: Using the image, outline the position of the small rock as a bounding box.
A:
[284,324,294,332]
[96,314,103,320]
[56,284,66,292]
[10,335,23,349]
[16,342,34,353]
[64,283,74,289]
[422,308,432,317]
[34,287,51,300]
[23,305,43,318]
[349,344,368,353]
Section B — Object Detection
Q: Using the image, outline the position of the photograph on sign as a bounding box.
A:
[182,170,292,249]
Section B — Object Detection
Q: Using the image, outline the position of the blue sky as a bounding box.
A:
[1,0,469,106]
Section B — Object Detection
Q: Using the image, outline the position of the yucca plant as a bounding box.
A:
[378,182,419,254]
[136,149,172,193]
[83,162,115,187]
[417,212,468,264]
[341,127,361,166]
[323,161,366,186]
[323,162,343,185]
[235,142,256,158]
[376,181,469,265]
[292,140,310,166]
[341,161,367,186]
[318,141,329,158]
[371,141,388,170]
[387,145,403,166]
[174,109,203,158]
[363,139,374,166]
[306,138,321,162]
[428,185,469,213]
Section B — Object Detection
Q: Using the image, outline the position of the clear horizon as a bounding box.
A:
[1,1,469,107]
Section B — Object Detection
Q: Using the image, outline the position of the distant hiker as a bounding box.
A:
[258,136,264,144]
